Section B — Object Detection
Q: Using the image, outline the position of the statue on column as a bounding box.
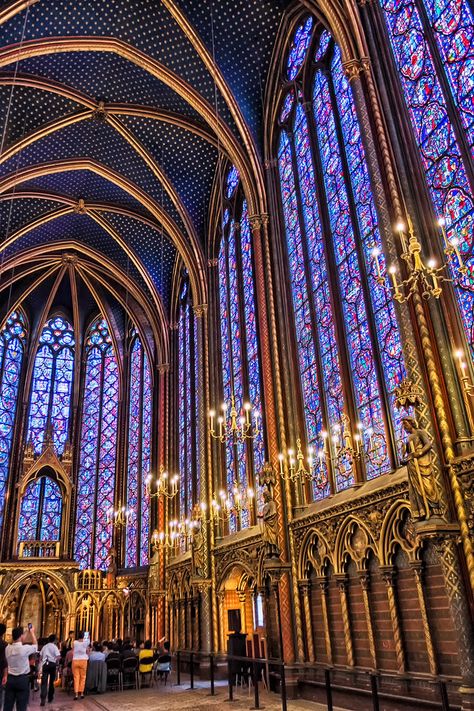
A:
[106,546,117,589]
[257,462,280,559]
[191,522,205,578]
[400,416,443,521]
[149,545,160,590]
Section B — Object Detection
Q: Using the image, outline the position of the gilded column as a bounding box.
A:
[249,214,300,662]
[359,572,377,669]
[299,580,315,663]
[380,567,406,673]
[193,303,214,653]
[317,576,333,665]
[217,591,226,653]
[336,575,354,667]
[410,562,438,676]
[433,535,474,708]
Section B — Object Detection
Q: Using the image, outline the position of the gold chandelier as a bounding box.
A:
[372,217,466,303]
[145,466,179,500]
[106,505,131,529]
[209,394,260,442]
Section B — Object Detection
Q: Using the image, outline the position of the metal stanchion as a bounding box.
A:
[210,653,215,696]
[439,679,450,711]
[251,660,260,710]
[176,651,181,686]
[280,662,287,711]
[324,668,333,711]
[189,652,194,689]
[370,673,380,711]
[227,658,234,701]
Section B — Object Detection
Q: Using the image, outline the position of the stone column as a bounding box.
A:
[410,562,438,676]
[380,567,406,673]
[336,575,354,667]
[298,580,315,662]
[316,576,332,665]
[359,572,377,669]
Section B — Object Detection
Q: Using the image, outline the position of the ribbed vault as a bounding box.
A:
[0,0,291,326]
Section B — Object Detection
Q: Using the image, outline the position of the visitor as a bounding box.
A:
[105,643,120,662]
[120,642,135,662]
[39,634,60,706]
[88,643,105,663]
[0,623,7,709]
[3,625,38,711]
[71,631,89,700]
[138,640,154,674]
[62,631,74,659]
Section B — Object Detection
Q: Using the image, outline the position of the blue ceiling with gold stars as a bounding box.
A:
[0,0,290,323]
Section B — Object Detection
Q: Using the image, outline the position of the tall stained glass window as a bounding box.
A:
[277,20,407,498]
[378,0,474,356]
[0,310,26,533]
[75,318,119,570]
[125,333,152,568]
[18,475,62,542]
[177,279,199,520]
[217,168,265,532]
[27,316,74,454]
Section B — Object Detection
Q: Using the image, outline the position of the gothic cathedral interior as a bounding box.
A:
[0,0,473,709]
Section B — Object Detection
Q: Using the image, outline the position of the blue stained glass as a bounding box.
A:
[381,0,474,357]
[178,294,198,522]
[218,235,235,528]
[228,221,248,530]
[18,476,62,541]
[125,338,142,568]
[294,102,348,493]
[179,303,187,518]
[280,90,295,122]
[0,311,25,534]
[331,45,407,455]
[241,203,265,510]
[287,17,314,79]
[313,69,391,479]
[226,166,240,198]
[422,0,474,159]
[141,351,152,566]
[315,30,331,60]
[278,131,334,496]
[27,316,74,454]
[75,319,118,571]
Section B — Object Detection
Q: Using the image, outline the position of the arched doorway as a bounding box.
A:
[123,590,146,643]
[0,573,70,642]
[217,565,266,657]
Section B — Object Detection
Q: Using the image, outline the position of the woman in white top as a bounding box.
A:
[71,632,89,699]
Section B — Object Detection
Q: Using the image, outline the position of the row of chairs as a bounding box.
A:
[90,656,171,693]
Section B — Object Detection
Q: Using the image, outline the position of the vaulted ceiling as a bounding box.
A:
[0,0,291,339]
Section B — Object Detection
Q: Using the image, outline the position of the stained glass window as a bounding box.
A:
[0,311,26,534]
[277,24,407,496]
[75,318,118,570]
[217,168,266,531]
[178,280,199,521]
[287,17,314,79]
[18,475,62,542]
[125,334,152,568]
[379,0,474,357]
[27,316,74,455]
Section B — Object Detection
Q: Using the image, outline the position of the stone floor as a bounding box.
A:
[26,676,343,711]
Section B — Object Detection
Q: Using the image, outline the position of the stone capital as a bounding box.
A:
[157,363,170,374]
[192,303,208,318]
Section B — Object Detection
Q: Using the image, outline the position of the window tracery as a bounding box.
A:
[18,475,62,542]
[27,315,74,455]
[0,310,26,533]
[379,0,474,356]
[125,334,152,568]
[178,279,199,520]
[277,21,407,498]
[218,170,266,531]
[75,318,119,571]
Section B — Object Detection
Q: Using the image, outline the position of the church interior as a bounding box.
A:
[0,0,473,709]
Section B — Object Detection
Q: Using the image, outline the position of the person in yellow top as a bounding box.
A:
[138,640,154,674]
